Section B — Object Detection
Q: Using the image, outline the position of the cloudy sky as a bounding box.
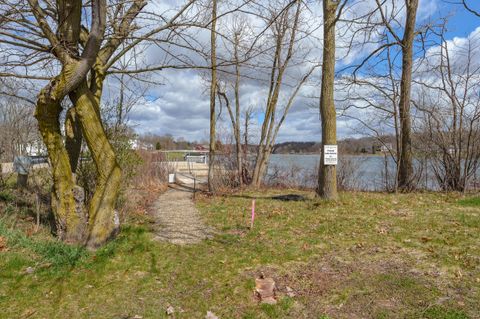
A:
[118,0,480,143]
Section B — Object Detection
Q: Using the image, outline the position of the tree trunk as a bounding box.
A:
[397,0,418,191]
[252,147,269,187]
[317,0,338,200]
[208,0,217,192]
[35,86,87,243]
[233,34,243,187]
[70,81,122,249]
[65,107,83,174]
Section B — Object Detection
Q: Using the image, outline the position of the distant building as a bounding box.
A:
[194,144,208,151]
[130,139,154,150]
[379,143,393,153]
[25,140,46,156]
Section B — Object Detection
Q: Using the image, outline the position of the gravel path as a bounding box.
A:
[152,185,213,245]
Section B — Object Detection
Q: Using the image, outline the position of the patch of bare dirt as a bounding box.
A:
[151,185,213,245]
[247,254,470,318]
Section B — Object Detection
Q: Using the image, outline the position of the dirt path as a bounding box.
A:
[151,185,213,245]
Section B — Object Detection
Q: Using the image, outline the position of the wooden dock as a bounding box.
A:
[166,161,208,186]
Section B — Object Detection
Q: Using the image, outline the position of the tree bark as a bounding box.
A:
[70,81,122,249]
[208,0,218,192]
[397,0,419,191]
[35,84,87,243]
[233,33,243,187]
[65,107,83,174]
[317,0,338,200]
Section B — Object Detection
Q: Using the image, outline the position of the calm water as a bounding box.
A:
[267,154,453,190]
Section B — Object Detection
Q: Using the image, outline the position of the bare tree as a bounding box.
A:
[339,44,402,191]
[0,95,39,161]
[216,17,251,187]
[208,0,218,192]
[250,0,317,187]
[373,0,419,190]
[317,0,348,200]
[344,0,422,191]
[414,25,480,191]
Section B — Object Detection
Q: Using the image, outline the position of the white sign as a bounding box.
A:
[324,145,338,165]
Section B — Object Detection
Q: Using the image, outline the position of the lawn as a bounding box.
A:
[0,189,479,318]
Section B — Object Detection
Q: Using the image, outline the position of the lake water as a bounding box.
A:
[266,154,473,191]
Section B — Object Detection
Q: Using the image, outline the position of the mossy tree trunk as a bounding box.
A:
[28,0,118,246]
[70,81,122,248]
[35,83,87,243]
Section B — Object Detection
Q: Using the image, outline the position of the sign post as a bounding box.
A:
[13,156,32,188]
[324,145,338,166]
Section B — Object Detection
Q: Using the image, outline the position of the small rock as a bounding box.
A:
[25,267,34,274]
[166,306,175,316]
[286,286,296,298]
[205,311,219,319]
[132,316,143,319]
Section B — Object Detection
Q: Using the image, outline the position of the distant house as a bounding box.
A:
[194,145,208,151]
[25,140,47,156]
[374,143,393,154]
[380,143,393,153]
[130,139,154,150]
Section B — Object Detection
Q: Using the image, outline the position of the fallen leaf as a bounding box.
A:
[205,311,219,319]
[21,309,36,318]
[421,236,432,243]
[166,305,175,316]
[25,267,34,274]
[286,286,296,298]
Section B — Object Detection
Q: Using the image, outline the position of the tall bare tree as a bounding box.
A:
[250,0,316,187]
[414,25,480,191]
[208,0,218,192]
[317,0,348,200]
[216,18,251,187]
[372,0,419,190]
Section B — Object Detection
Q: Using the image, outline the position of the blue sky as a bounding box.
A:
[127,0,480,143]
[445,1,479,38]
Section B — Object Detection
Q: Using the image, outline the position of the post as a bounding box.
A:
[14,156,32,189]
[193,174,196,200]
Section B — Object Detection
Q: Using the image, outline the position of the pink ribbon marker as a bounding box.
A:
[250,199,256,229]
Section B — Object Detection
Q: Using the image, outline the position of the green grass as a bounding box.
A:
[165,151,186,161]
[457,196,480,207]
[0,190,479,318]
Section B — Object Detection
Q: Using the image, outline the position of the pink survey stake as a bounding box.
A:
[250,199,256,229]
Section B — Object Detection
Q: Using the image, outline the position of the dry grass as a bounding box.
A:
[0,188,478,318]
